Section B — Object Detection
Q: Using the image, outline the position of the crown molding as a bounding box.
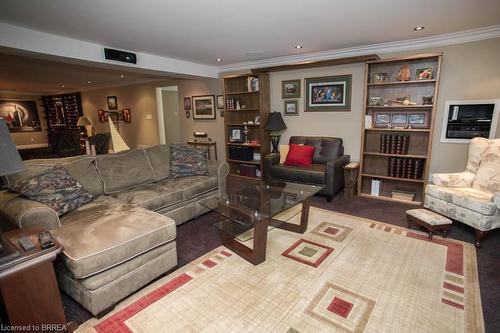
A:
[216,25,500,73]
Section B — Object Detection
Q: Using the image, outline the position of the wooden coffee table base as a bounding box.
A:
[221,198,311,265]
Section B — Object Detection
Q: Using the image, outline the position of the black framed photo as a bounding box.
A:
[373,72,389,83]
[98,109,107,122]
[305,75,352,111]
[390,113,408,125]
[284,100,299,116]
[108,111,120,122]
[184,97,191,111]
[217,95,224,109]
[0,99,41,132]
[408,112,429,128]
[373,112,390,127]
[192,95,216,120]
[228,127,244,143]
[282,79,301,99]
[122,108,132,123]
[107,96,118,110]
[416,67,433,80]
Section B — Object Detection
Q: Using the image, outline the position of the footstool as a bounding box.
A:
[406,209,452,240]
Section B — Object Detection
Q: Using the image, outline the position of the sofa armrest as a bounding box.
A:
[0,190,61,230]
[432,172,475,188]
[263,154,280,181]
[207,160,229,197]
[325,155,350,196]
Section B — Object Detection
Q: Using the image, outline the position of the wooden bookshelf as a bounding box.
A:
[42,93,83,132]
[223,73,270,180]
[358,53,442,204]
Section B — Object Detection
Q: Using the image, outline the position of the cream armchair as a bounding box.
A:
[424,137,500,247]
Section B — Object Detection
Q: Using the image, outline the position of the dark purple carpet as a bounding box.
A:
[62,192,499,333]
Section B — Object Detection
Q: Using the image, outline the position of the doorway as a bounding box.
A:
[155,86,181,144]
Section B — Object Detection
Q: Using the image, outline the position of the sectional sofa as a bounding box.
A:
[0,144,229,316]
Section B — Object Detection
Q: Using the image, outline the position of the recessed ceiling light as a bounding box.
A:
[216,58,222,62]
[61,85,65,88]
[87,80,92,84]
[120,75,125,78]
[413,26,424,31]
[294,45,303,49]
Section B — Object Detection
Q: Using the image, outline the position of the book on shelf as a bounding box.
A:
[391,190,415,202]
[387,157,424,179]
[380,134,409,154]
[370,179,381,196]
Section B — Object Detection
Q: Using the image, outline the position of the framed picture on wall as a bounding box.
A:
[282,79,301,99]
[0,99,41,132]
[107,96,118,110]
[184,97,191,111]
[122,108,132,123]
[305,75,351,111]
[284,100,299,116]
[192,95,216,120]
[216,95,224,109]
[98,109,107,122]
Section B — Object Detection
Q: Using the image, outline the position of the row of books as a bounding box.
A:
[388,157,424,179]
[380,134,410,154]
[226,98,240,110]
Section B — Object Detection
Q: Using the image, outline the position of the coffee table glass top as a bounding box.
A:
[201,180,322,238]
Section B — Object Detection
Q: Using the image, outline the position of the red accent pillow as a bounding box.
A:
[284,144,316,167]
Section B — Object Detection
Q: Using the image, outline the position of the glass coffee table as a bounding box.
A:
[201,180,322,265]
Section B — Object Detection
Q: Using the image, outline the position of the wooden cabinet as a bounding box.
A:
[223,74,270,180]
[358,53,442,204]
[42,92,83,132]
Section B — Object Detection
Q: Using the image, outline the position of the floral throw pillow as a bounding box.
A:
[10,166,94,216]
[169,144,208,178]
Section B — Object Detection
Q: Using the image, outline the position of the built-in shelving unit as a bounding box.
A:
[358,53,442,204]
[42,92,83,132]
[223,73,270,180]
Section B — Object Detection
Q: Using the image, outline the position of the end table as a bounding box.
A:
[343,161,360,198]
[0,227,72,332]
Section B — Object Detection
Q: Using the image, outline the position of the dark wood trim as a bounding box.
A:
[251,54,380,73]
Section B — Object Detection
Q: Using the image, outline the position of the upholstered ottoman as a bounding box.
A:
[407,208,452,240]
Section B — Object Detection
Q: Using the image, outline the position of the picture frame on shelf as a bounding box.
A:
[216,95,224,109]
[373,73,389,83]
[305,75,351,111]
[284,100,299,116]
[390,113,408,125]
[184,97,191,111]
[422,96,433,105]
[107,96,118,110]
[228,127,244,143]
[192,95,216,120]
[122,108,132,123]
[282,79,301,99]
[408,112,429,128]
[373,112,390,127]
[416,67,433,80]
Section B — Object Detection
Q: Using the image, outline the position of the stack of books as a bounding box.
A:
[380,134,409,154]
[391,190,415,202]
[226,98,239,110]
[387,157,424,179]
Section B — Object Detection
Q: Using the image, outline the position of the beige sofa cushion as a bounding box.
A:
[145,145,170,181]
[465,137,491,173]
[157,176,218,201]
[472,138,500,193]
[110,183,183,211]
[63,157,105,197]
[54,196,176,278]
[96,150,156,194]
[426,184,496,215]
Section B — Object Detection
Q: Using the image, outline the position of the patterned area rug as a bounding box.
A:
[76,207,483,333]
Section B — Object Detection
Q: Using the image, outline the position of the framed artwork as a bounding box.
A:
[192,95,216,119]
[184,97,191,111]
[282,79,301,99]
[305,75,351,111]
[108,111,120,122]
[408,112,429,128]
[284,100,299,116]
[0,99,41,132]
[216,95,224,109]
[390,113,408,125]
[122,108,132,123]
[416,68,433,80]
[107,96,118,110]
[220,110,224,118]
[98,109,107,122]
[373,112,390,127]
[228,127,244,143]
[185,110,191,119]
[373,73,389,83]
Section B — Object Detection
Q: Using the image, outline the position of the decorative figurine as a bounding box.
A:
[396,63,411,81]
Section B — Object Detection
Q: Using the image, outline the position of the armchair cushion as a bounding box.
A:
[271,164,325,185]
[465,137,491,173]
[432,172,475,188]
[425,185,496,215]
[472,138,500,193]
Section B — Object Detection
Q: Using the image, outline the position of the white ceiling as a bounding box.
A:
[0,0,499,67]
[0,52,167,95]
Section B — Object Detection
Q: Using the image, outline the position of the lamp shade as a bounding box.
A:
[0,118,24,176]
[77,116,93,127]
[265,112,287,131]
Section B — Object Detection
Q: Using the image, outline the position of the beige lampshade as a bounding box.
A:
[77,116,93,127]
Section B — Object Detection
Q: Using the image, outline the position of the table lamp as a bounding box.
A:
[77,116,95,137]
[265,111,287,153]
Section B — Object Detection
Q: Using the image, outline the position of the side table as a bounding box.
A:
[343,161,360,198]
[0,227,71,332]
[186,140,218,160]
